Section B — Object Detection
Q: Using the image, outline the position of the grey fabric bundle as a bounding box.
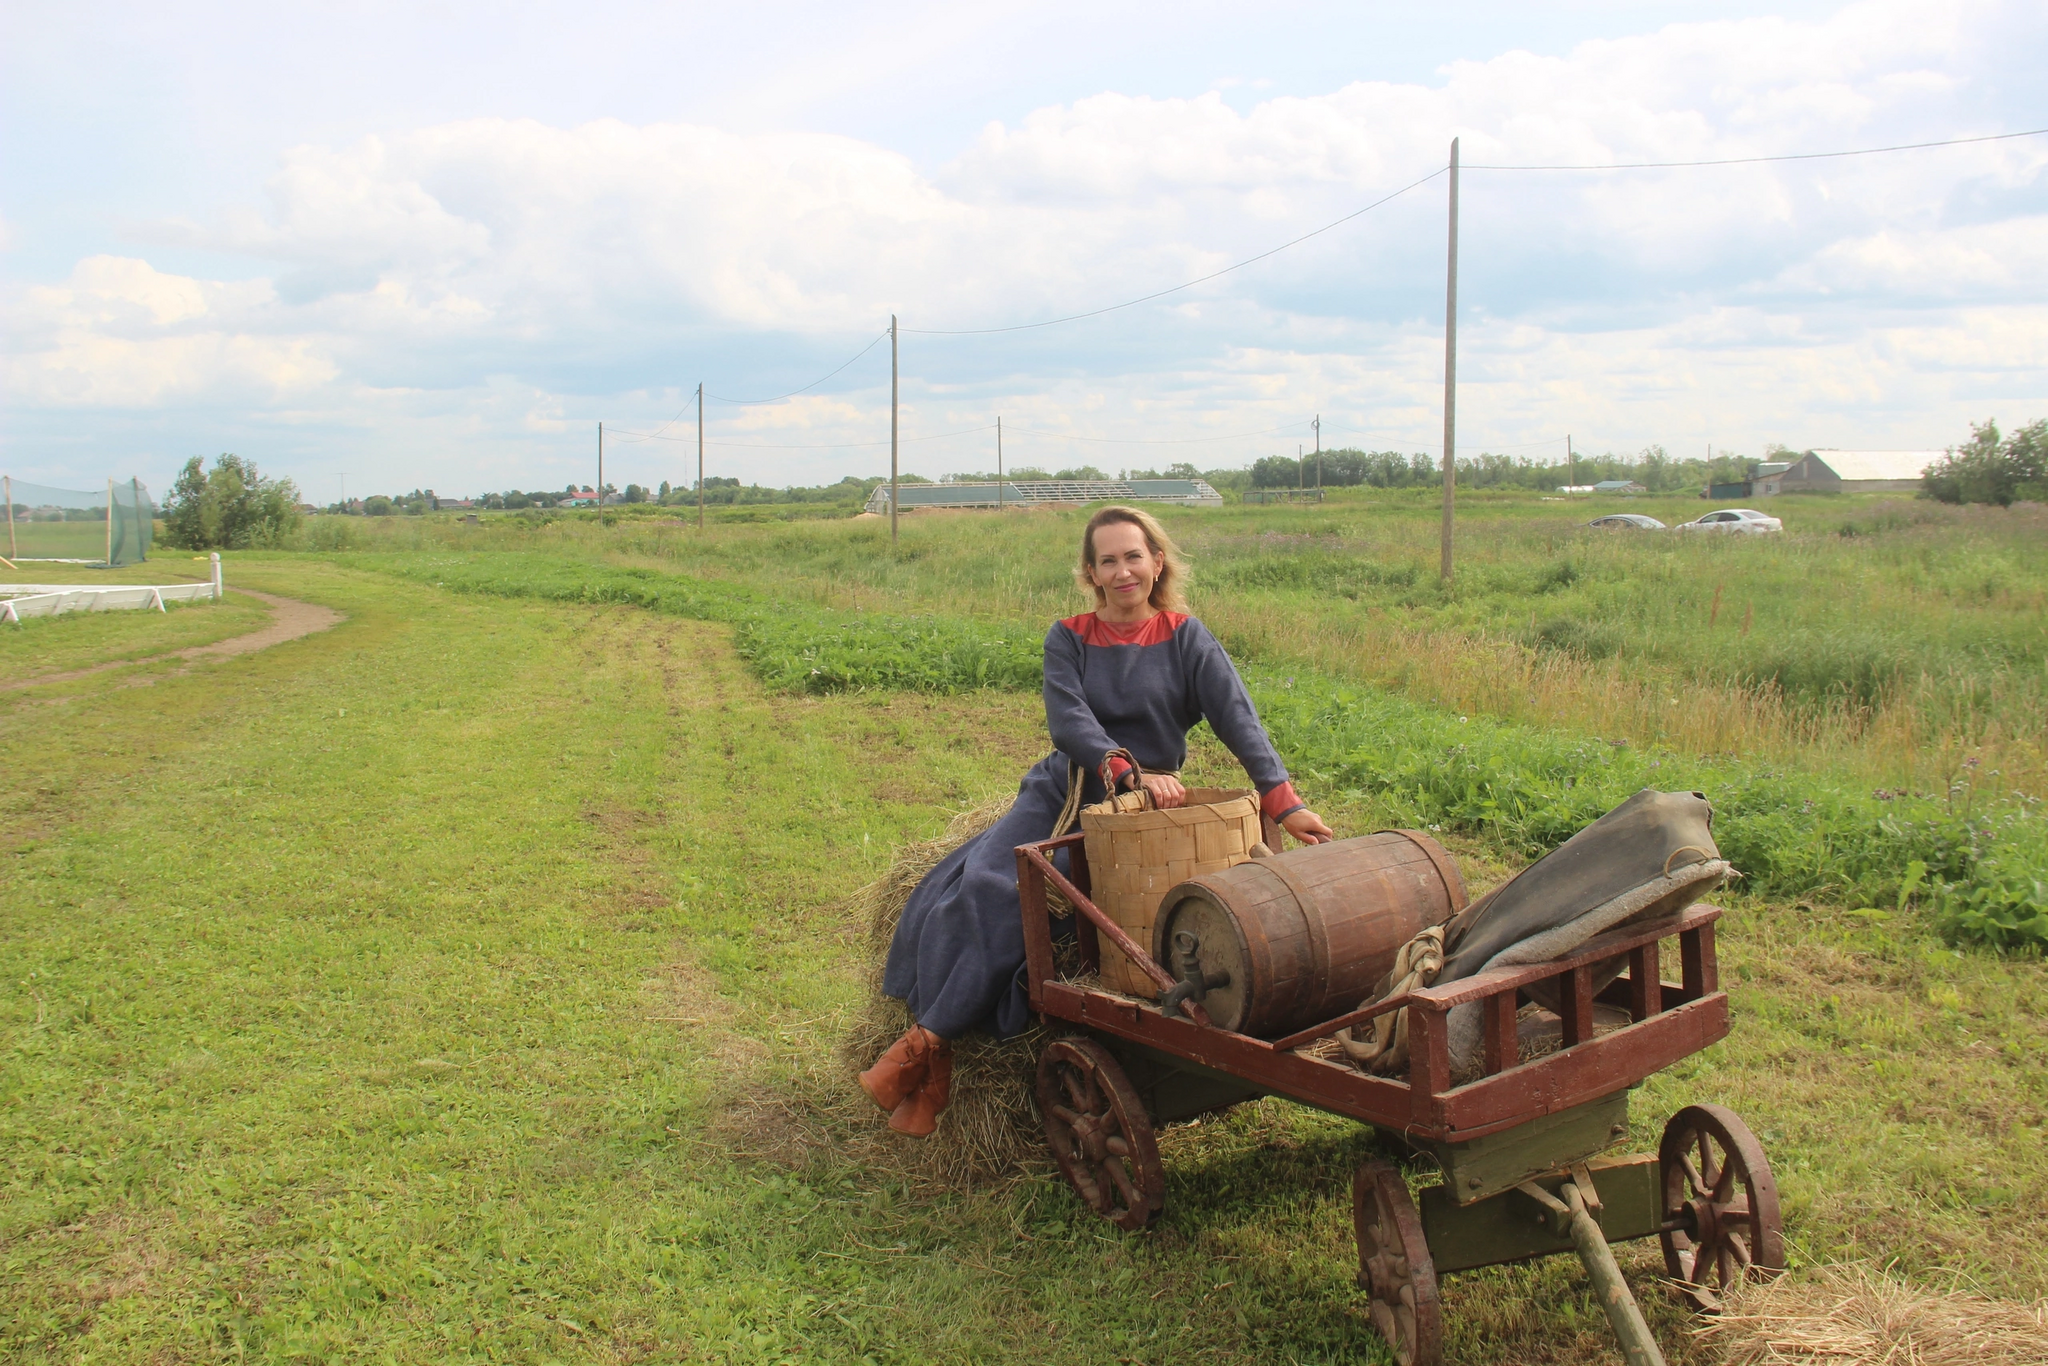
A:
[1437,789,1731,1074]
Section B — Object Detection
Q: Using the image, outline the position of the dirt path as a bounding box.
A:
[3,588,345,693]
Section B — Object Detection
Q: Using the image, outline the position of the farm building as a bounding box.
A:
[864,477,1223,514]
[1592,479,1646,494]
[1754,450,1939,496]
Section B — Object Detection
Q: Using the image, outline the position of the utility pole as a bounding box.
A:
[996,415,1004,511]
[697,383,705,531]
[3,474,13,559]
[1298,445,1304,491]
[890,314,899,544]
[106,477,114,566]
[1314,414,1322,491]
[597,421,604,508]
[1568,434,1575,493]
[1440,136,1460,583]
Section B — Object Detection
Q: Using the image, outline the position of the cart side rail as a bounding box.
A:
[1013,832,1728,1142]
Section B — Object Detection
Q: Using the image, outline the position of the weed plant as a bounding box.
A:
[363,549,2048,951]
[303,489,2048,800]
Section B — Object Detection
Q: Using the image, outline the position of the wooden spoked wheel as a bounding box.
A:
[1353,1161,1442,1366]
[1659,1104,1785,1310]
[1036,1039,1165,1232]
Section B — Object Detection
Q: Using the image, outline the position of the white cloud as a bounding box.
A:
[4,0,2043,490]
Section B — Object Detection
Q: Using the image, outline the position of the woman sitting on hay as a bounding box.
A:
[861,505,1333,1136]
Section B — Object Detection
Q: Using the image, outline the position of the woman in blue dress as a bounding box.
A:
[862,506,1333,1134]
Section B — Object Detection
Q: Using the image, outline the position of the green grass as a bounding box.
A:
[290,492,2048,799]
[351,547,2048,950]
[1,597,270,684]
[6,522,119,561]
[5,537,2045,1363]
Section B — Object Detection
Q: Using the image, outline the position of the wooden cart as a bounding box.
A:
[1014,827,1781,1366]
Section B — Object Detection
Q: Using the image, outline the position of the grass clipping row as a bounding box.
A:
[1702,1264,2048,1365]
[834,799,1056,1189]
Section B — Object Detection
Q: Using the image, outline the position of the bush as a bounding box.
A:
[1924,419,2046,506]
[162,454,302,550]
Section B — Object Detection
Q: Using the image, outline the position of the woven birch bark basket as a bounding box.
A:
[1080,787,1265,995]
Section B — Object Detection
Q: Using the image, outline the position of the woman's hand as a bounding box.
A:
[1140,773,1186,809]
[1281,807,1335,844]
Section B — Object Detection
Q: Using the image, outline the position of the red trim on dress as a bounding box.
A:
[1260,781,1305,821]
[1060,610,1187,648]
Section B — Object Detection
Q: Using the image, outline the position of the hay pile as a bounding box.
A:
[835,798,1057,1188]
[1702,1264,2048,1365]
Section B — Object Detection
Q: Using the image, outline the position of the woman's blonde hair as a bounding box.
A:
[1076,505,1189,613]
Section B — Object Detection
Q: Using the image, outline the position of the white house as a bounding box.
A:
[1755,450,1940,496]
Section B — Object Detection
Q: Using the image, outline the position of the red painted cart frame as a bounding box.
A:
[1014,830,1728,1146]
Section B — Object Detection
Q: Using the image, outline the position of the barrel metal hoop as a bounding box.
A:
[1386,829,1470,913]
[1255,853,1333,1017]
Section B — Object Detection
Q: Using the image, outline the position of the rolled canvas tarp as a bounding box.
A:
[1437,788,1731,1072]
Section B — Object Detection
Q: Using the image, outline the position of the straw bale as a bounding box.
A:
[832,797,1060,1189]
[1703,1264,2048,1365]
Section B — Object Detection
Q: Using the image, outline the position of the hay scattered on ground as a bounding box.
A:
[830,798,1056,1189]
[1702,1264,2048,1365]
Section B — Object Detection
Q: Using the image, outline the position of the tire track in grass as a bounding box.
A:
[1,589,343,693]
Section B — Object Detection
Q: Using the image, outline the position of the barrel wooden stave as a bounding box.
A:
[1154,831,1466,1038]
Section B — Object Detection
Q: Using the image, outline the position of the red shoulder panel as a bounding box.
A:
[1060,611,1186,647]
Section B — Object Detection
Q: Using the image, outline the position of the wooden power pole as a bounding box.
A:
[697,383,705,531]
[1440,137,1460,583]
[996,415,1004,510]
[597,421,604,509]
[890,315,899,544]
[1314,414,1322,491]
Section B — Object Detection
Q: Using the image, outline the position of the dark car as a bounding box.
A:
[1588,514,1667,530]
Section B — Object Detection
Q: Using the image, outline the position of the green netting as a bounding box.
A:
[2,476,155,566]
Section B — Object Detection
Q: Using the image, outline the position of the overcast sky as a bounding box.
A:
[2,0,2043,499]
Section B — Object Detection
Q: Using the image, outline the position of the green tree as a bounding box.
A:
[1924,419,2047,506]
[162,454,302,549]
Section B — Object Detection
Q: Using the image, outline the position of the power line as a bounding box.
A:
[1005,420,1313,446]
[1464,126,2048,171]
[706,329,891,405]
[899,168,1446,336]
[604,423,996,451]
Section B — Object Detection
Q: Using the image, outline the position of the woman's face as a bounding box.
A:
[1087,520,1163,615]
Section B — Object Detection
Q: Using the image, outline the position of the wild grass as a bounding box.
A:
[295,490,2048,801]
[5,556,2043,1364]
[356,546,2048,951]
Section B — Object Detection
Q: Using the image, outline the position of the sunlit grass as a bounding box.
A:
[4,556,2043,1364]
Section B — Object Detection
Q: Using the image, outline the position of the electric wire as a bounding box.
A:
[898,168,1446,336]
[602,423,996,451]
[1464,126,2048,171]
[599,125,2043,474]
[1004,420,1313,445]
[705,328,891,405]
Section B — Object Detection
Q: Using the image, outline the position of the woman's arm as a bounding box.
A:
[1183,620,1332,842]
[1043,621,1124,786]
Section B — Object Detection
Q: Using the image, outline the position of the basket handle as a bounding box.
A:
[1101,747,1153,809]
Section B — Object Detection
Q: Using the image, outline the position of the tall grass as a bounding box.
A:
[310,491,2046,796]
[356,546,2048,951]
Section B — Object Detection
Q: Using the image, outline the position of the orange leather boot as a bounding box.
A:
[888,1041,953,1136]
[859,1026,937,1114]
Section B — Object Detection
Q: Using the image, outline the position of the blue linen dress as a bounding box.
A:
[881,610,1304,1039]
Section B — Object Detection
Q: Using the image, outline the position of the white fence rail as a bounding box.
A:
[2,554,223,624]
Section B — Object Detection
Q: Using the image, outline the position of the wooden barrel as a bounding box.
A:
[1151,831,1468,1038]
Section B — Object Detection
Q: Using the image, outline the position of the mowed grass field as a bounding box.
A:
[3,510,2045,1363]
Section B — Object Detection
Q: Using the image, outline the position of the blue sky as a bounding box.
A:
[3,0,2043,500]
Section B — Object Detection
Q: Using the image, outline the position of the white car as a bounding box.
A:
[1676,508,1782,534]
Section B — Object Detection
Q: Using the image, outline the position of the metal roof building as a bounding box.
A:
[864,478,1223,514]
[1756,451,1939,496]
